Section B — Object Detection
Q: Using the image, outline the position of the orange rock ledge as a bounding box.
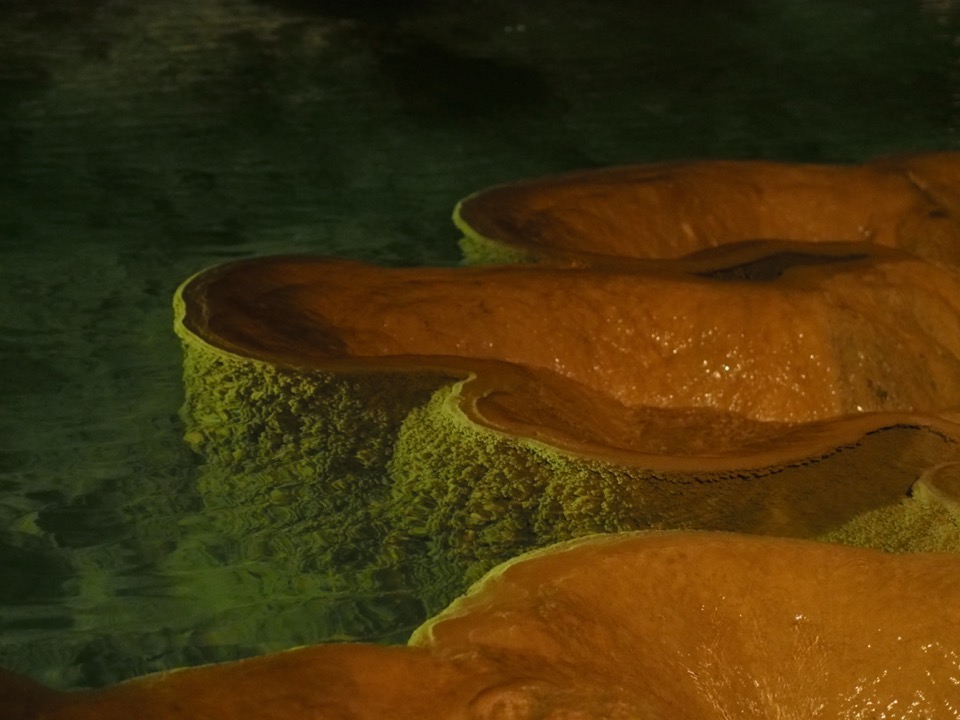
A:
[6,532,960,719]
[455,151,960,265]
[178,152,960,462]
[178,245,960,456]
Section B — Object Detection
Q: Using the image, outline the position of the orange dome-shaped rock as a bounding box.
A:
[7,531,960,719]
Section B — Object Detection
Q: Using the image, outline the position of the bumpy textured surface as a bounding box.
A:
[177,329,445,569]
[390,386,960,586]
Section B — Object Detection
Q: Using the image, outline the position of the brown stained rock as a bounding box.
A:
[455,152,960,265]
[8,532,960,719]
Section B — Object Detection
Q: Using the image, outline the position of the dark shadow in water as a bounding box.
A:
[256,0,432,23]
[374,38,557,122]
[0,540,72,607]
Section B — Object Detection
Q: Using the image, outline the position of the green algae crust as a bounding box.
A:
[177,324,446,561]
[454,199,536,266]
[818,460,960,552]
[818,496,960,553]
[385,379,960,591]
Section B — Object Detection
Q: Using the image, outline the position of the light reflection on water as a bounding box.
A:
[1,0,960,691]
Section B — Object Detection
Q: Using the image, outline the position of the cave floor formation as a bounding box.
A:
[175,153,960,588]
[22,153,948,716]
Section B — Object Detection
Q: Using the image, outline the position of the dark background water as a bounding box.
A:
[1,0,958,689]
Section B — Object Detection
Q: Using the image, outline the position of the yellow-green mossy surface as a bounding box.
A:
[457,232,533,266]
[386,383,960,596]
[179,337,444,572]
[819,464,960,552]
[818,498,960,553]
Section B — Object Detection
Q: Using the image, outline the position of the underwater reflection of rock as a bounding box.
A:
[6,531,960,718]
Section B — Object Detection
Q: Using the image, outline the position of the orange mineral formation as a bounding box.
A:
[172,153,960,588]
[455,152,960,265]
[6,532,960,719]
[13,154,960,718]
[176,152,960,463]
[178,244,960,450]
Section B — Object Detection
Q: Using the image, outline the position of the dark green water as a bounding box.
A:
[1,0,958,689]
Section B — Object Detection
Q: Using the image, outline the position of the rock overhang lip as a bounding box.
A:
[173,247,960,473]
[174,151,960,471]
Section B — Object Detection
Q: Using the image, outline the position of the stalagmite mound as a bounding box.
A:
[6,531,960,719]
